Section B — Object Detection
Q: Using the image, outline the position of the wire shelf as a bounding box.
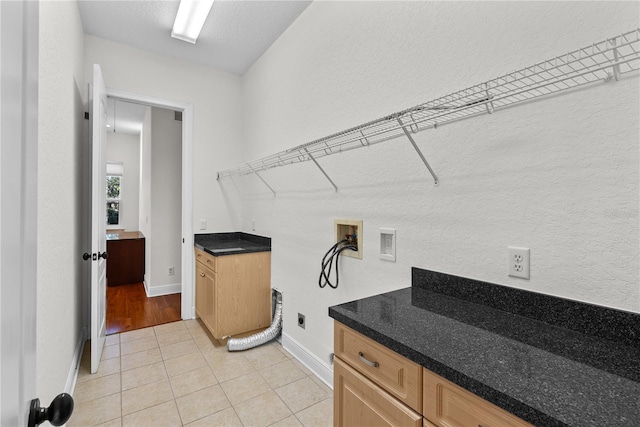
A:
[217,28,640,184]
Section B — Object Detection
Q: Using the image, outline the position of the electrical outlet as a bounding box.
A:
[168,266,175,276]
[508,246,530,279]
[199,218,207,230]
[297,313,306,329]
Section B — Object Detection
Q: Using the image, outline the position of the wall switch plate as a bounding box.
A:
[379,228,396,262]
[508,246,530,279]
[199,218,207,230]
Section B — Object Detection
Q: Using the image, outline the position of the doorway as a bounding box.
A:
[99,89,194,334]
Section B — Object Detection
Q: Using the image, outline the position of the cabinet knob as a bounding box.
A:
[98,251,109,260]
[200,272,205,277]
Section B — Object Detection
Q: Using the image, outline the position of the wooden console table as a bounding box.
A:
[106,230,145,286]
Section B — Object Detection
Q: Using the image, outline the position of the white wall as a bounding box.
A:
[139,107,152,287]
[38,0,86,404]
[106,132,140,231]
[148,107,182,293]
[84,36,244,234]
[239,1,640,373]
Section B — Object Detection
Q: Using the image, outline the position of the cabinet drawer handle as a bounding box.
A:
[358,352,379,368]
[199,272,205,277]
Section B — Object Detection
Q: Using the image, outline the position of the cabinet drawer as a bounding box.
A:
[423,369,533,427]
[334,357,422,427]
[195,248,216,271]
[334,322,422,413]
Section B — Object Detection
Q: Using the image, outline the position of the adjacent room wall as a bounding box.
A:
[239,1,640,380]
[106,132,140,231]
[84,35,244,234]
[38,0,86,403]
[148,107,182,295]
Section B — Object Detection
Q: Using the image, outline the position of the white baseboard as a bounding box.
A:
[64,333,85,395]
[282,333,333,390]
[144,282,182,297]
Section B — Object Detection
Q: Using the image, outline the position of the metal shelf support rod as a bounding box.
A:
[248,164,276,196]
[397,118,439,186]
[611,39,621,81]
[304,148,338,191]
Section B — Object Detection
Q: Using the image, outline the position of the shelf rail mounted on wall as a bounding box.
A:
[217,28,640,194]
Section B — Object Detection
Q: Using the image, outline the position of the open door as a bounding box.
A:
[1,1,38,424]
[89,64,108,374]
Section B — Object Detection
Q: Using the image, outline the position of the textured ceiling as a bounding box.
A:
[77,0,312,76]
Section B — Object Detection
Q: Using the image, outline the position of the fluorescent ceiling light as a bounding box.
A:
[171,0,214,44]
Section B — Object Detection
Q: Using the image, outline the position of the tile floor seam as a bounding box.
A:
[119,350,124,426]
[164,358,181,417]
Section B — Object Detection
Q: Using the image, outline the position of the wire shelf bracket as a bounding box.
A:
[305,148,338,191]
[398,117,439,185]
[217,28,640,187]
[249,164,276,196]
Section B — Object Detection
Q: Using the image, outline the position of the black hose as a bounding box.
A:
[319,240,357,289]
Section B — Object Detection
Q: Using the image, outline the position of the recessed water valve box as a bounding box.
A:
[334,219,363,259]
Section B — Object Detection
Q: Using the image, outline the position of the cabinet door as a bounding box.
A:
[195,263,206,320]
[334,357,422,427]
[195,262,216,335]
[335,322,422,413]
[423,368,533,427]
[216,252,271,337]
[205,269,216,337]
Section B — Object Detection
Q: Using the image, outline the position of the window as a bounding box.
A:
[106,162,123,226]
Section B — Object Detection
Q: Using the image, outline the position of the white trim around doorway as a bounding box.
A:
[106,88,195,320]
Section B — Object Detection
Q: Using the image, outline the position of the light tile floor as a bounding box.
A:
[70,320,333,427]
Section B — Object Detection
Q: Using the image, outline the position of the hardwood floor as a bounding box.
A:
[106,282,181,335]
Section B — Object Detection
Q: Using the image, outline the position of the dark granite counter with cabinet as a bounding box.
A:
[329,268,640,427]
[194,232,271,256]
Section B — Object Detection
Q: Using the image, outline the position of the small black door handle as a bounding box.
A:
[28,393,74,427]
[99,251,108,260]
[82,253,92,261]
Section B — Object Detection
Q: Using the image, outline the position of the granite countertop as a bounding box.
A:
[194,232,271,256]
[329,268,640,427]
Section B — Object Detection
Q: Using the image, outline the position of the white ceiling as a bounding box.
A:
[77,0,312,76]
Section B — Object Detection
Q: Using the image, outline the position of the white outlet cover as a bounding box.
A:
[508,246,530,279]
[379,228,396,262]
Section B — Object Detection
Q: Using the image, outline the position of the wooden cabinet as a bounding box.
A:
[334,357,422,427]
[106,232,145,286]
[195,261,216,335]
[334,322,422,413]
[194,248,271,340]
[423,368,533,427]
[334,321,532,427]
[334,322,422,427]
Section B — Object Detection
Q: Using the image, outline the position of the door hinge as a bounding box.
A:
[84,112,89,120]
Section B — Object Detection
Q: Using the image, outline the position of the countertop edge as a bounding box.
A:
[194,242,271,257]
